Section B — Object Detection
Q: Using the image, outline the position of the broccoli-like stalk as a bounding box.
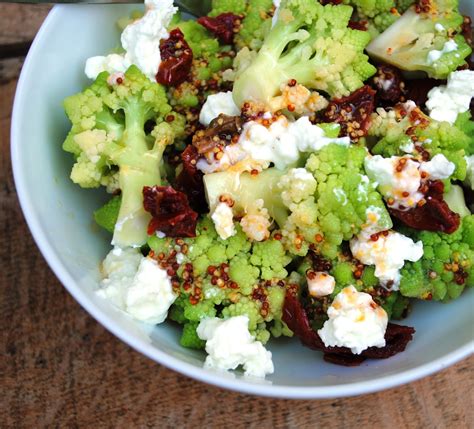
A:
[232,0,376,107]
[399,215,474,301]
[204,168,289,226]
[369,103,470,180]
[63,66,176,247]
[366,1,472,79]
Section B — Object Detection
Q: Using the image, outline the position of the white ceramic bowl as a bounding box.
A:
[11,3,474,398]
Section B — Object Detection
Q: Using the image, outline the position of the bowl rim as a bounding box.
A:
[11,4,474,399]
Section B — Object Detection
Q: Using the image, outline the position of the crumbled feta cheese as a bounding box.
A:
[419,154,455,180]
[435,23,445,32]
[238,116,350,170]
[211,202,236,240]
[240,199,271,241]
[197,116,348,174]
[269,84,328,116]
[426,39,458,65]
[156,231,166,238]
[85,54,131,80]
[350,230,423,289]
[426,70,474,124]
[98,247,143,308]
[97,249,177,324]
[125,257,177,324]
[365,155,423,211]
[306,271,335,297]
[197,316,274,378]
[85,0,177,81]
[199,91,241,126]
[318,286,388,354]
[465,155,474,191]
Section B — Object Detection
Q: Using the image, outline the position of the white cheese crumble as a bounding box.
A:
[199,91,241,126]
[435,23,445,32]
[125,257,177,324]
[211,202,236,240]
[350,230,423,289]
[318,286,388,354]
[197,116,349,174]
[365,154,455,210]
[97,249,177,324]
[306,271,335,297]
[426,70,474,124]
[197,316,274,378]
[419,154,455,180]
[85,0,177,81]
[238,116,350,170]
[240,199,271,242]
[365,155,423,210]
[426,39,458,65]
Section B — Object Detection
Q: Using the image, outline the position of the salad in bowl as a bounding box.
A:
[60,0,474,378]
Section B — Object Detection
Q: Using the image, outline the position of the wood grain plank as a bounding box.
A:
[1,6,473,429]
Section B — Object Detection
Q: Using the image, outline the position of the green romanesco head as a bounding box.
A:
[399,215,474,301]
[232,0,376,107]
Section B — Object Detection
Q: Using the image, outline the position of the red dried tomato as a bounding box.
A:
[321,85,376,141]
[197,13,242,45]
[348,20,368,31]
[174,145,208,213]
[282,292,416,366]
[404,78,444,108]
[370,64,407,105]
[143,185,198,237]
[390,180,460,234]
[156,28,193,87]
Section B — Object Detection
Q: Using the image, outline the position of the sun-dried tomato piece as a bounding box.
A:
[282,292,416,366]
[282,291,325,351]
[321,85,376,141]
[390,180,460,234]
[370,64,407,105]
[197,13,242,45]
[156,28,193,87]
[348,20,368,31]
[175,145,208,213]
[143,185,198,237]
[404,78,444,108]
[360,323,415,359]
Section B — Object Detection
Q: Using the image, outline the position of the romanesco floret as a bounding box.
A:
[146,216,294,349]
[209,0,247,16]
[366,1,472,79]
[343,0,403,35]
[399,215,474,301]
[235,0,274,50]
[369,103,470,180]
[180,322,206,349]
[232,0,376,107]
[94,195,121,233]
[280,144,392,258]
[63,66,178,247]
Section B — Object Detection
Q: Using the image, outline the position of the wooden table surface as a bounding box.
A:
[1,5,473,428]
